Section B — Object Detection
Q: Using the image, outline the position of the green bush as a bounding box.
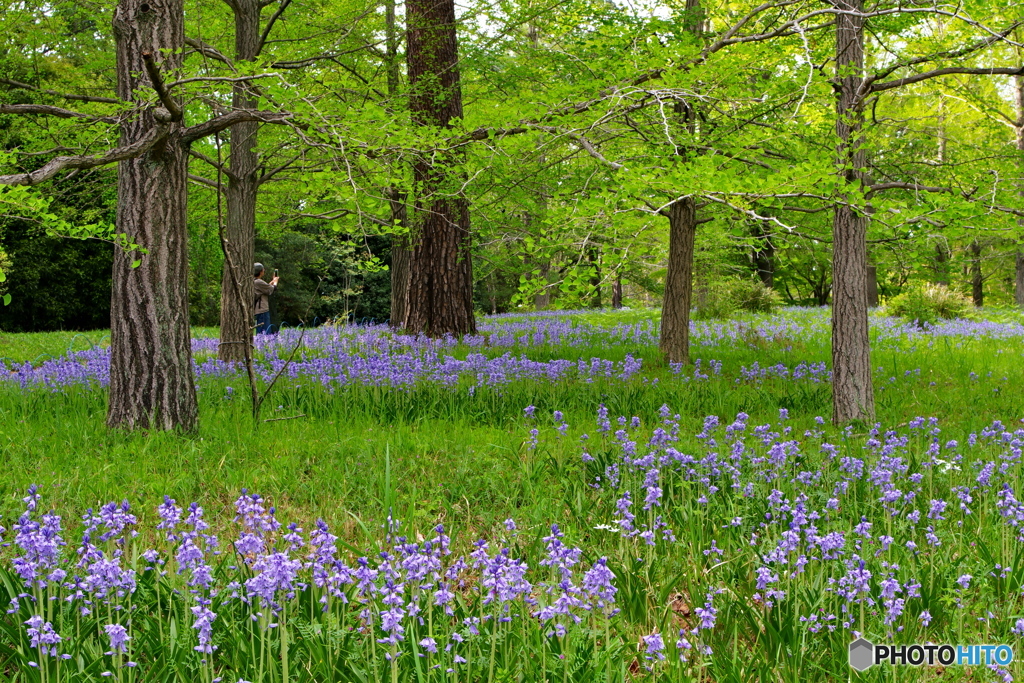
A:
[692,278,782,320]
[886,282,972,326]
[733,278,783,313]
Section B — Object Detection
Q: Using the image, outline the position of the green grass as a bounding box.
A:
[0,308,1023,681]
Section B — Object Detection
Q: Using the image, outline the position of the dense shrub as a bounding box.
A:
[693,278,782,319]
[886,282,972,325]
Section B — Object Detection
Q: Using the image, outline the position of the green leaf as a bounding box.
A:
[2,294,9,306]
[131,259,142,269]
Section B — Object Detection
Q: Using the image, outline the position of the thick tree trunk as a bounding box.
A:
[218,0,262,361]
[659,0,703,365]
[831,0,874,423]
[108,0,197,431]
[389,192,411,327]
[659,198,697,364]
[969,239,983,307]
[612,273,623,309]
[404,0,476,336]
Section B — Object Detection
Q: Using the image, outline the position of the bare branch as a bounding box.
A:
[165,74,279,88]
[871,66,1024,94]
[0,103,118,123]
[0,78,119,104]
[182,110,293,143]
[184,37,236,70]
[258,0,293,55]
[0,121,170,186]
[142,52,184,121]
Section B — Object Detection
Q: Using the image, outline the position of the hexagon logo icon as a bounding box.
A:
[849,638,875,671]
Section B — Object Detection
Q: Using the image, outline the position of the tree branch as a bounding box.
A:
[258,0,293,55]
[0,120,170,186]
[871,66,1024,94]
[184,37,236,70]
[142,52,183,121]
[0,103,118,123]
[182,110,293,143]
[0,78,119,104]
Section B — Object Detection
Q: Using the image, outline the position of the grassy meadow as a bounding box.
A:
[0,307,1023,681]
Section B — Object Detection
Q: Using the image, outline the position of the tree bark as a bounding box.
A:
[612,272,623,309]
[108,0,197,431]
[831,0,875,423]
[404,0,476,336]
[659,0,703,365]
[589,245,602,308]
[933,241,950,285]
[659,198,697,364]
[752,221,775,287]
[389,191,411,327]
[1016,75,1024,308]
[385,0,412,329]
[969,239,983,307]
[217,0,262,361]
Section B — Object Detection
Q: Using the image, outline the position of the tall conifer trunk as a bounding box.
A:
[831,0,875,423]
[404,0,476,336]
[108,0,197,431]
[218,0,262,361]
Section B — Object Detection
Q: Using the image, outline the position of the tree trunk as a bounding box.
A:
[108,0,197,431]
[389,192,411,327]
[752,222,775,287]
[589,245,602,308]
[933,241,950,285]
[384,0,412,329]
[533,260,551,309]
[217,0,262,361]
[659,0,703,365]
[969,239,983,307]
[1016,75,1024,308]
[831,0,875,423]
[866,264,878,307]
[404,0,476,336]
[659,198,697,364]
[612,272,623,309]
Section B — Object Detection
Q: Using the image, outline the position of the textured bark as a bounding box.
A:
[217,0,262,361]
[969,239,983,307]
[659,199,697,364]
[108,0,197,432]
[533,260,551,310]
[403,0,476,336]
[612,273,623,309]
[659,0,703,365]
[831,0,875,423]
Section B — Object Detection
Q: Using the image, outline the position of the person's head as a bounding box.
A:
[254,262,265,279]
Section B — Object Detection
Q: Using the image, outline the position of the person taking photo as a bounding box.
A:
[254,263,280,335]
